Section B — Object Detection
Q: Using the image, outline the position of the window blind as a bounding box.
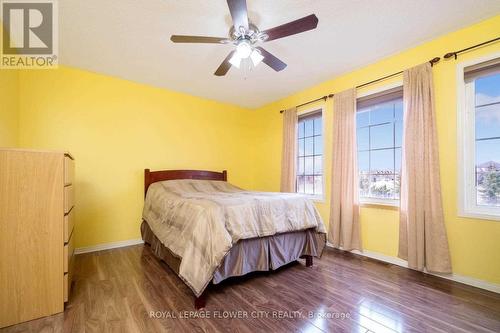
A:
[357,86,403,110]
[464,58,500,81]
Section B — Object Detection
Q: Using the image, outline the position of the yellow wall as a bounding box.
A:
[10,15,500,285]
[253,15,500,284]
[18,67,256,248]
[0,69,19,147]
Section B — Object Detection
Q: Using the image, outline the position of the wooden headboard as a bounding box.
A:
[144,169,227,197]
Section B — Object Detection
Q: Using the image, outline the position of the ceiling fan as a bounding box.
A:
[170,0,319,76]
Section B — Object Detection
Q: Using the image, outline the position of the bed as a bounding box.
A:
[141,169,326,308]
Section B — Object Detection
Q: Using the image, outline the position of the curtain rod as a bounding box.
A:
[355,57,440,89]
[444,36,500,60]
[279,57,439,114]
[279,94,334,113]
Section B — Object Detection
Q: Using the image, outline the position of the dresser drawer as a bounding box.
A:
[64,185,74,214]
[63,273,70,302]
[63,258,74,302]
[64,155,75,186]
[64,232,75,273]
[63,260,74,303]
[64,208,75,243]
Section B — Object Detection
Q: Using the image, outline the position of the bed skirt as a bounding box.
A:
[141,220,325,285]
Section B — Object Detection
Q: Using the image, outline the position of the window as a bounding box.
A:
[356,87,404,204]
[459,55,500,220]
[296,109,323,198]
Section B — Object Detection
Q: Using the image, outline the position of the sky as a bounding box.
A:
[354,73,500,172]
[297,73,499,198]
[357,99,402,174]
[475,72,500,166]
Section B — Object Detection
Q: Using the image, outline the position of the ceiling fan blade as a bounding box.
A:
[227,0,249,31]
[261,14,319,42]
[170,35,229,44]
[214,51,236,76]
[255,47,287,72]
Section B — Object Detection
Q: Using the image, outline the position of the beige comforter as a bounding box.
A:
[142,179,326,296]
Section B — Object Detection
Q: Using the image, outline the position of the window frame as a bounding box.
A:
[356,82,403,207]
[296,106,325,202]
[457,52,500,221]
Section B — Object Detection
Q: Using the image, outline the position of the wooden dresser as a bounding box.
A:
[0,148,75,328]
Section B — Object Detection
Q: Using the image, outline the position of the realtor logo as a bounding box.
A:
[1,0,58,68]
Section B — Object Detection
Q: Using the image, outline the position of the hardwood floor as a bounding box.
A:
[2,245,500,333]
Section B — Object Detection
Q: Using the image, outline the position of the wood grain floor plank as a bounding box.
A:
[2,245,499,333]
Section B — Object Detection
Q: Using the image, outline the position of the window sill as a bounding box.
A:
[458,209,500,222]
[360,199,399,210]
[299,194,325,204]
[311,197,326,204]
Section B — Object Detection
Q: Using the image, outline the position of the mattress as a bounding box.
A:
[142,179,326,296]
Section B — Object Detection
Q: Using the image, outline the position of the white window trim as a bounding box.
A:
[356,81,403,207]
[457,52,500,221]
[297,105,326,203]
[359,197,399,207]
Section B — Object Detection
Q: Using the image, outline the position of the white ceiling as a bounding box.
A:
[59,0,500,108]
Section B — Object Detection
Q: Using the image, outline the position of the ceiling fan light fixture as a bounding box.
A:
[171,0,319,76]
[229,53,242,68]
[235,41,252,59]
[250,49,264,66]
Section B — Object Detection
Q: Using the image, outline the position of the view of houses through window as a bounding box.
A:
[296,111,323,197]
[356,91,403,202]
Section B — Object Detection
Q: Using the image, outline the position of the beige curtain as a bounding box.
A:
[399,63,452,273]
[329,89,362,251]
[280,107,298,192]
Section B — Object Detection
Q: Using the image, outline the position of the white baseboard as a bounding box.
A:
[74,238,144,255]
[326,243,500,294]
